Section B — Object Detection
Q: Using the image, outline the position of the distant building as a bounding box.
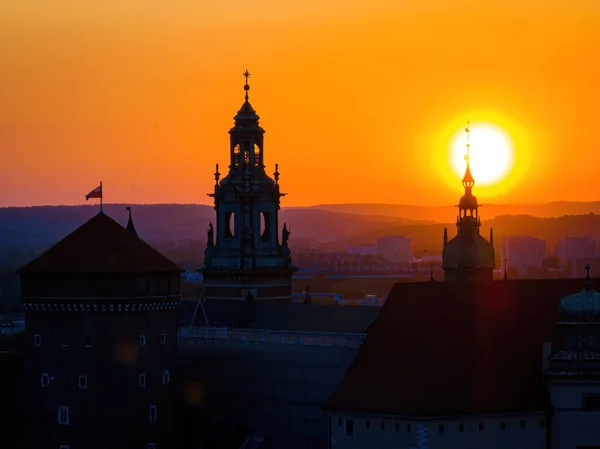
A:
[347,245,378,256]
[199,71,296,302]
[501,236,546,274]
[377,236,411,265]
[556,237,597,277]
[442,125,495,281]
[17,211,182,449]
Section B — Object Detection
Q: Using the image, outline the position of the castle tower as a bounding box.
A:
[17,211,182,449]
[199,71,296,301]
[442,122,495,281]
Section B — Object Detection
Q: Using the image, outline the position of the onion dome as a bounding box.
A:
[558,264,600,321]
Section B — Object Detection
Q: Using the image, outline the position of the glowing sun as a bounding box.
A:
[450,122,514,186]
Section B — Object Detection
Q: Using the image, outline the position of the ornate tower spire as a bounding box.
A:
[200,72,296,304]
[462,122,475,194]
[243,69,251,101]
[441,121,495,282]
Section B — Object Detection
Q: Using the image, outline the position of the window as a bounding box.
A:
[520,420,526,429]
[149,405,157,423]
[160,333,166,345]
[139,335,146,347]
[85,335,92,347]
[338,417,342,427]
[395,422,400,432]
[34,334,41,346]
[78,375,87,389]
[41,373,50,387]
[407,424,411,433]
[366,420,370,429]
[380,421,385,431]
[479,422,484,431]
[459,424,464,432]
[501,422,506,430]
[162,370,170,385]
[139,373,146,387]
[344,419,354,437]
[438,424,444,433]
[58,406,69,425]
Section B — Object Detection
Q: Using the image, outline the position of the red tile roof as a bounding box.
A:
[17,212,183,275]
[325,278,586,417]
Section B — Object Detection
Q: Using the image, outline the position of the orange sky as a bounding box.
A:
[0,0,599,208]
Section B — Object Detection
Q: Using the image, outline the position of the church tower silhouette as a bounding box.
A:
[442,122,495,281]
[199,71,296,302]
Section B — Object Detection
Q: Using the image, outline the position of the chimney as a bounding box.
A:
[542,342,552,373]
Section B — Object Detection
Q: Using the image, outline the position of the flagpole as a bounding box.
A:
[100,181,103,213]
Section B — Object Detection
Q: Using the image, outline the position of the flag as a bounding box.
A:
[85,184,102,201]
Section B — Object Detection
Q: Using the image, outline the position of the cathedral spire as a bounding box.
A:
[462,122,475,193]
[243,69,251,102]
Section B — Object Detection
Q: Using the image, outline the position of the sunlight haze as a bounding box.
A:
[0,0,598,207]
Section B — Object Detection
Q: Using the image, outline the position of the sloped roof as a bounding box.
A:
[17,212,183,275]
[325,278,586,417]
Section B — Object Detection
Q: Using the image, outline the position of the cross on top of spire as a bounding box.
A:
[462,121,475,189]
[243,69,251,101]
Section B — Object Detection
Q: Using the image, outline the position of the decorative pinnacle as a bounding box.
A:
[462,121,475,188]
[214,163,220,184]
[274,163,280,184]
[243,69,251,101]
[585,263,592,290]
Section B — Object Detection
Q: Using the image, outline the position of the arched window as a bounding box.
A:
[253,144,261,166]
[233,144,241,167]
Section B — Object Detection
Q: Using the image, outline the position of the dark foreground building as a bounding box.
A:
[17,211,182,449]
[325,274,600,449]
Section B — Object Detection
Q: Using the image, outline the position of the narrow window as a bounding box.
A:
[233,144,241,167]
[407,423,411,433]
[58,406,69,425]
[85,335,92,347]
[160,333,166,345]
[520,420,526,429]
[501,422,506,430]
[395,422,400,432]
[344,419,354,436]
[139,373,146,387]
[41,373,50,388]
[139,335,146,347]
[78,375,87,389]
[366,420,370,429]
[244,149,250,165]
[149,405,157,423]
[459,424,464,432]
[438,424,444,433]
[225,212,235,238]
[162,370,170,385]
[34,334,41,347]
[478,422,484,431]
[338,417,342,427]
[253,144,260,167]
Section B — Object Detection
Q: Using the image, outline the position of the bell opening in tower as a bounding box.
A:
[225,212,235,238]
[260,212,271,240]
[233,144,241,167]
[253,144,261,167]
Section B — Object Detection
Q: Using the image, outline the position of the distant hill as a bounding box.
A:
[338,213,600,255]
[302,201,600,222]
[0,204,426,265]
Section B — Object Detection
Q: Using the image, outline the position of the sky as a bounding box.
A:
[0,0,599,207]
